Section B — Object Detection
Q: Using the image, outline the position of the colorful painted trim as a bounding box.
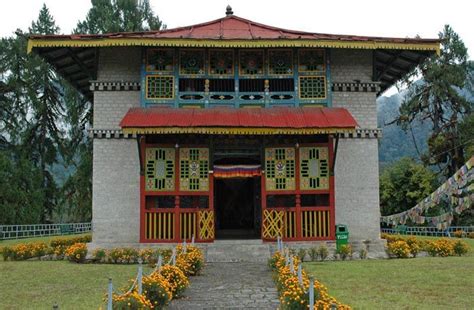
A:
[213,165,262,178]
[27,38,441,54]
[121,126,355,135]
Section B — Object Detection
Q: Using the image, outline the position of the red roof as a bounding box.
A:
[120,107,358,135]
[29,14,438,45]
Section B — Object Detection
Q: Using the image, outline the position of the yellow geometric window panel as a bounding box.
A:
[145,148,175,191]
[179,148,209,191]
[300,147,329,190]
[265,147,296,191]
[299,76,326,99]
[146,75,174,99]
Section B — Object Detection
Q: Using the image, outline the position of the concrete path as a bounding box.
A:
[168,262,280,309]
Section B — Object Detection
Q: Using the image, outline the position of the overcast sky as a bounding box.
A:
[1,0,472,95]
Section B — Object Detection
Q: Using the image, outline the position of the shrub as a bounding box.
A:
[387,240,411,258]
[359,248,368,259]
[159,265,189,298]
[308,247,318,261]
[317,245,329,261]
[112,291,153,309]
[176,245,204,276]
[65,243,87,263]
[297,248,306,262]
[141,272,172,308]
[453,240,469,256]
[453,230,465,238]
[405,236,421,258]
[108,248,139,264]
[92,249,107,262]
[337,245,353,260]
[1,242,49,261]
[50,235,91,256]
[468,232,474,239]
[426,239,454,257]
[139,248,155,264]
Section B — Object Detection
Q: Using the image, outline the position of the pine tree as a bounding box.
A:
[395,25,473,177]
[22,5,64,222]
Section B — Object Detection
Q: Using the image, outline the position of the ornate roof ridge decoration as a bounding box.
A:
[331,82,381,93]
[90,80,141,91]
[90,128,382,139]
[27,15,440,54]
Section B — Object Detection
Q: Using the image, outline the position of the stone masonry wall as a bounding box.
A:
[331,49,381,241]
[92,139,140,246]
[331,49,373,83]
[91,47,142,247]
[335,138,381,241]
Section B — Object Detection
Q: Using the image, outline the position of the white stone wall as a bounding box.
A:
[332,92,377,129]
[335,138,381,241]
[92,47,142,247]
[92,139,140,246]
[93,91,141,129]
[331,49,373,83]
[97,47,142,81]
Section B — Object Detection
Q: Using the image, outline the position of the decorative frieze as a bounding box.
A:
[331,82,381,93]
[340,128,382,139]
[90,81,140,91]
[90,129,136,139]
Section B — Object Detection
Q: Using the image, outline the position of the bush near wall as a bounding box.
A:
[269,251,351,310]
[1,242,50,261]
[382,234,470,258]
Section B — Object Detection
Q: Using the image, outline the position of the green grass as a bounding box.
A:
[0,233,91,246]
[304,237,474,310]
[0,260,151,309]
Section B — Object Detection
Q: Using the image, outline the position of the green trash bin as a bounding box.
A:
[395,225,407,235]
[335,224,349,251]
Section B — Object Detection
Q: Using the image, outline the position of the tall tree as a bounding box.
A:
[22,5,64,222]
[75,0,165,34]
[395,25,473,177]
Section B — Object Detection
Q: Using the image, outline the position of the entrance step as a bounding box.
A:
[205,240,271,262]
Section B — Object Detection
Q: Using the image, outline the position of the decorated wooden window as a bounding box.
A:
[268,50,293,75]
[265,148,296,190]
[298,49,325,72]
[179,50,205,75]
[145,148,175,191]
[299,76,326,99]
[179,148,209,191]
[300,147,329,190]
[209,50,234,75]
[146,49,174,73]
[146,76,174,99]
[239,50,264,75]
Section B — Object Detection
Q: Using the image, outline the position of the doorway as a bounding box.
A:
[215,177,261,239]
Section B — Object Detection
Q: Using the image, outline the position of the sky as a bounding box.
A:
[0,0,472,95]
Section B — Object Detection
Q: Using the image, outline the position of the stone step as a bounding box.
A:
[205,240,271,262]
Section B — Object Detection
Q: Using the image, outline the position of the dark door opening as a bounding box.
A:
[215,177,261,239]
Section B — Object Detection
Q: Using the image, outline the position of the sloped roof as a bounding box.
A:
[29,14,439,45]
[119,106,358,135]
[28,9,440,100]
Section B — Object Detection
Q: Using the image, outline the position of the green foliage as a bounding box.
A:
[395,25,473,177]
[75,0,165,34]
[380,157,437,215]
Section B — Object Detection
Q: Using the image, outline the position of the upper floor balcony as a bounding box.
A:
[142,48,331,108]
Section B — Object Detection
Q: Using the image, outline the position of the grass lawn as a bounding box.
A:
[304,237,474,310]
[0,260,151,309]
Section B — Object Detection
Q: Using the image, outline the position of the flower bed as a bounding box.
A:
[382,234,470,258]
[109,245,203,309]
[269,250,351,310]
